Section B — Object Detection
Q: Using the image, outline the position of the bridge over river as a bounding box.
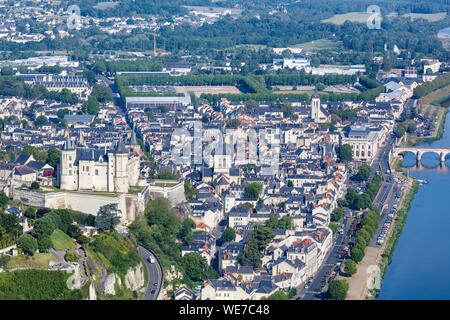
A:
[392,147,450,164]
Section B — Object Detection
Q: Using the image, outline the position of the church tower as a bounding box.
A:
[59,137,77,190]
[311,95,321,123]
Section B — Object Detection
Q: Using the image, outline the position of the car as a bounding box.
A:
[150,289,156,294]
[147,256,156,264]
[153,282,158,287]
[304,283,310,289]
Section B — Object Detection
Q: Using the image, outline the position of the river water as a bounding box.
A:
[379,110,450,299]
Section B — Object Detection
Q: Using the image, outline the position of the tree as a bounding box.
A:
[57,108,70,120]
[351,246,365,263]
[331,208,344,222]
[30,181,40,190]
[287,180,294,188]
[82,96,100,115]
[145,198,180,233]
[46,148,60,168]
[266,216,293,231]
[0,192,9,207]
[328,280,349,300]
[344,259,357,276]
[180,253,214,283]
[243,183,263,199]
[34,115,48,127]
[37,235,52,252]
[262,290,290,300]
[67,224,81,239]
[337,144,353,162]
[24,208,37,219]
[316,82,326,91]
[53,209,74,233]
[184,180,197,201]
[394,125,406,138]
[95,204,121,231]
[179,218,195,246]
[354,163,371,181]
[221,227,236,244]
[18,234,38,256]
[91,84,113,103]
[1,66,14,76]
[32,215,57,240]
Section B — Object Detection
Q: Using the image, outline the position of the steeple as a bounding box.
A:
[129,128,138,146]
[62,136,74,150]
[115,137,128,154]
[78,130,86,147]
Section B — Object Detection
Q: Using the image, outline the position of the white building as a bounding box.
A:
[58,135,140,193]
[341,125,382,162]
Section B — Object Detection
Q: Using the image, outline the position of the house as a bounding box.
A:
[174,286,197,300]
[201,279,250,300]
[218,242,243,273]
[181,233,216,265]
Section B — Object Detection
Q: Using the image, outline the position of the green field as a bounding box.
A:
[292,39,343,53]
[94,2,118,10]
[6,253,54,270]
[402,12,447,22]
[51,229,76,251]
[322,12,372,25]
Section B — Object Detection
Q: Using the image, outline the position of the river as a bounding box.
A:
[379,110,450,299]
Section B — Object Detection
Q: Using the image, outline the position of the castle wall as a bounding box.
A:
[12,189,145,224]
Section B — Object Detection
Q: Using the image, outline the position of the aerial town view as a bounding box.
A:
[0,0,449,312]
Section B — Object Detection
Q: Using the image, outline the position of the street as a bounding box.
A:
[138,245,164,300]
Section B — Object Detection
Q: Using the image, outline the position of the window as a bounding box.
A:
[95,169,99,175]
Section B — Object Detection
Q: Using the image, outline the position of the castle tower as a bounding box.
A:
[113,138,129,193]
[311,95,321,122]
[59,137,77,190]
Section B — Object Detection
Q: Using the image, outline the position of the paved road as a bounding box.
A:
[295,210,353,300]
[138,245,163,300]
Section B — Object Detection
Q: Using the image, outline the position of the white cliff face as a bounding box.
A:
[103,273,116,295]
[89,280,97,300]
[125,263,145,291]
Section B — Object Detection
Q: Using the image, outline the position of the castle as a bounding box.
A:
[58,132,140,193]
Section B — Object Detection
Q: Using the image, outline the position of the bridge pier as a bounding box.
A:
[416,151,422,164]
[441,152,446,164]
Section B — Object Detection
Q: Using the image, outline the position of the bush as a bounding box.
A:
[65,251,75,262]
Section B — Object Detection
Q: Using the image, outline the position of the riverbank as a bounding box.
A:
[414,107,448,145]
[410,86,450,145]
[345,173,416,300]
[378,180,419,280]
